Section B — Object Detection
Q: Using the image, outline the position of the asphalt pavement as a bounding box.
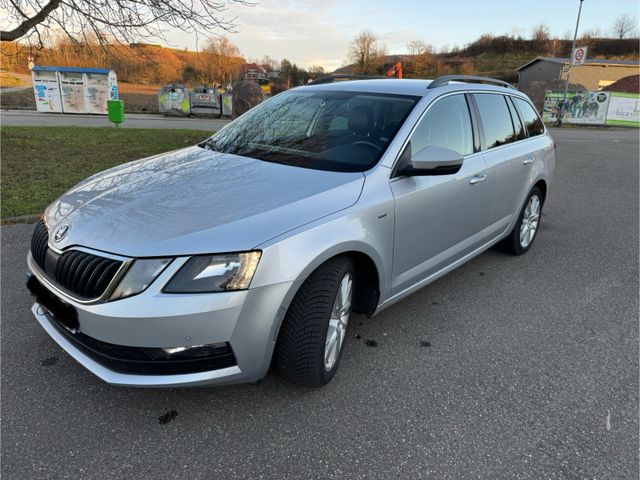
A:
[0,109,229,131]
[1,128,638,479]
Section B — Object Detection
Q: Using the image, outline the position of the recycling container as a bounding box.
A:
[158,84,190,116]
[189,86,222,117]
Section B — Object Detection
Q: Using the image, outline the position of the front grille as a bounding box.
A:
[30,220,124,301]
[31,219,49,267]
[54,250,122,299]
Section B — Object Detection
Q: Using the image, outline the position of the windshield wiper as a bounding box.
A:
[199,137,218,151]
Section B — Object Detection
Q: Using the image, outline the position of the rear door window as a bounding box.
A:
[472,94,516,149]
[513,97,545,137]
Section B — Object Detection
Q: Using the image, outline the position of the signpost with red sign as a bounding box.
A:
[571,46,588,66]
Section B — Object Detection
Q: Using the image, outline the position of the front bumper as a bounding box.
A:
[27,253,293,387]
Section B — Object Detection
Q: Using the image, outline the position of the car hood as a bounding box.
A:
[44,146,365,257]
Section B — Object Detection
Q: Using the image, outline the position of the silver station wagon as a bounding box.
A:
[27,75,555,387]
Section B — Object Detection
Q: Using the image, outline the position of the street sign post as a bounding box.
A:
[559,0,586,126]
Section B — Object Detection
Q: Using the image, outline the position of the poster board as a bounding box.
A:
[605,92,640,127]
[542,90,611,125]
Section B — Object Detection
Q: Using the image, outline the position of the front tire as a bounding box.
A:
[498,186,543,255]
[275,257,355,387]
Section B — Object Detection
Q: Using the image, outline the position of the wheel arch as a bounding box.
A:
[533,178,547,204]
[274,244,384,324]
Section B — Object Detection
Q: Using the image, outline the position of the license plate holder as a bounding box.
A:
[27,274,79,333]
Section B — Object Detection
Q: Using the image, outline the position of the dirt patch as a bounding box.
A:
[119,92,158,113]
[0,88,34,108]
[603,75,640,94]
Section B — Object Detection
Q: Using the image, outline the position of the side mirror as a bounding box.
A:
[399,145,464,176]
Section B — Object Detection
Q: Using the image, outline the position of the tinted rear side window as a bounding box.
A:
[506,97,526,141]
[513,97,545,137]
[409,94,474,156]
[473,94,516,149]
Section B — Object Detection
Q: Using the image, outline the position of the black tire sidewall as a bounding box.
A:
[275,256,356,387]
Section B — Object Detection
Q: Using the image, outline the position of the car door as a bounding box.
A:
[389,93,489,295]
[470,93,535,237]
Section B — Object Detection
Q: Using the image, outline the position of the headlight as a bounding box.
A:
[110,258,173,301]
[163,252,261,293]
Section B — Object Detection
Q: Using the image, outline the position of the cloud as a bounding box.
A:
[224,0,354,70]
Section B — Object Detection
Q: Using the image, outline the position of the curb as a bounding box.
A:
[1,214,39,225]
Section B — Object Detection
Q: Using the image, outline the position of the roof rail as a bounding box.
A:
[307,74,386,86]
[427,75,515,90]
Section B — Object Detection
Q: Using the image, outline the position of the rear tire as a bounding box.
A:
[275,256,355,387]
[498,186,543,255]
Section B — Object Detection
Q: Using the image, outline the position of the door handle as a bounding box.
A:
[523,156,535,165]
[469,173,487,185]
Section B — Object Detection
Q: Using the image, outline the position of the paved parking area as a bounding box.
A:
[1,128,638,479]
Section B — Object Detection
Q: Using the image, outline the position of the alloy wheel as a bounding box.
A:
[324,272,353,371]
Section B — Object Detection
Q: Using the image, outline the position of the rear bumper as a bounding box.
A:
[28,254,293,387]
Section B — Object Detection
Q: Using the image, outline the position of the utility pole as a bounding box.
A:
[559,0,585,126]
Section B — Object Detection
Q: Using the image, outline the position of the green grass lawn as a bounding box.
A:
[1,126,210,218]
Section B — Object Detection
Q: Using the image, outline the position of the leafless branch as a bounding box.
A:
[0,0,255,48]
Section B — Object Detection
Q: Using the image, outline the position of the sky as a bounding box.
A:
[160,0,639,71]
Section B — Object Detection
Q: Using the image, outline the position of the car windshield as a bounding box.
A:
[201,90,419,172]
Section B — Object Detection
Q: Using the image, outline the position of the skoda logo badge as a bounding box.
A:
[54,224,70,242]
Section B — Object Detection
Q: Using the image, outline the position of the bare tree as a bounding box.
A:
[532,23,551,41]
[258,55,279,74]
[203,35,243,86]
[548,37,563,57]
[0,0,253,48]
[612,14,638,39]
[579,27,602,48]
[406,39,436,78]
[348,30,386,75]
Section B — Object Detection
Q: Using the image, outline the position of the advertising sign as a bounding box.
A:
[31,70,63,113]
[542,90,610,125]
[571,46,588,66]
[31,67,118,115]
[59,72,87,114]
[85,73,110,114]
[605,92,640,127]
[108,71,119,100]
